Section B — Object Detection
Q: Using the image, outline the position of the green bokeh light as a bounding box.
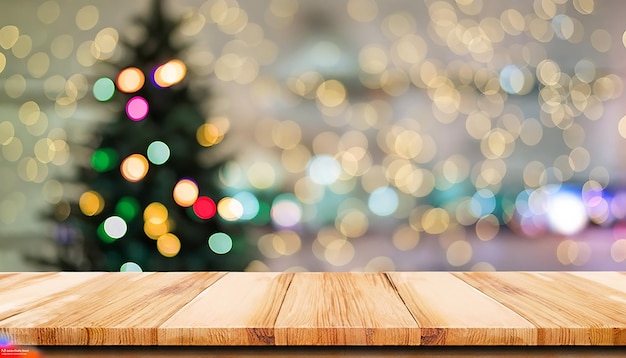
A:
[120,261,143,272]
[93,77,115,102]
[147,140,170,165]
[97,221,115,243]
[115,196,140,221]
[91,148,118,172]
[208,232,233,254]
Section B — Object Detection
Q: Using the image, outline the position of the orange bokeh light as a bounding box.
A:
[153,59,187,88]
[116,67,145,93]
[120,154,149,182]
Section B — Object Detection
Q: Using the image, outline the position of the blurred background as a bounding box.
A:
[1,0,626,272]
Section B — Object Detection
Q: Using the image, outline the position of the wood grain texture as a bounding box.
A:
[159,272,293,345]
[0,272,224,345]
[0,272,105,322]
[453,272,626,345]
[274,272,420,345]
[387,272,536,345]
[0,272,625,347]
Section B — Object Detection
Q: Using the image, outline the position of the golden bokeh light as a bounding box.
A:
[120,154,149,182]
[196,123,224,147]
[157,233,181,257]
[173,179,199,207]
[79,190,104,216]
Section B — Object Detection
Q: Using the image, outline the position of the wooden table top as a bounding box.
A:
[0,271,625,347]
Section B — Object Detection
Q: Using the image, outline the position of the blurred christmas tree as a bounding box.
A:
[48,0,251,271]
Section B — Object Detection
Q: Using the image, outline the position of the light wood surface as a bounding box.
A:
[0,271,624,346]
[274,272,419,345]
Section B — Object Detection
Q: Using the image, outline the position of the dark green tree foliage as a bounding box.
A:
[51,0,249,271]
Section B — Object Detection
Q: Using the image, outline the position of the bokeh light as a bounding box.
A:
[93,77,115,101]
[116,67,145,93]
[125,96,149,121]
[120,153,149,182]
[146,140,170,165]
[79,190,104,216]
[143,202,170,239]
[157,233,181,257]
[90,148,118,172]
[208,232,233,254]
[153,59,187,87]
[115,196,140,221]
[308,155,341,185]
[196,123,224,147]
[5,0,626,273]
[368,186,399,216]
[173,178,199,207]
[120,261,142,272]
[271,194,302,227]
[217,197,244,221]
[547,187,588,235]
[193,196,217,219]
[232,191,260,220]
[103,216,127,239]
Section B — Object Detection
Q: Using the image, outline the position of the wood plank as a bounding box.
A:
[387,272,536,345]
[158,272,293,345]
[34,345,626,358]
[567,271,626,294]
[274,272,419,346]
[0,272,104,322]
[0,272,224,345]
[454,272,626,345]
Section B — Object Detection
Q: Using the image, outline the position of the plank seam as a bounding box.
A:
[382,272,421,328]
[270,272,295,342]
[155,272,229,335]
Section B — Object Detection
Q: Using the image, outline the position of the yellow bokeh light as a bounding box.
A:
[196,123,224,147]
[116,67,145,93]
[217,197,243,221]
[144,220,170,240]
[392,225,420,251]
[173,179,199,207]
[143,202,169,224]
[337,210,369,238]
[346,0,378,22]
[79,190,104,216]
[157,233,181,257]
[316,80,347,107]
[446,240,473,267]
[421,207,450,235]
[0,121,15,145]
[76,5,99,31]
[247,161,276,189]
[120,154,149,182]
[154,59,187,87]
[0,25,19,50]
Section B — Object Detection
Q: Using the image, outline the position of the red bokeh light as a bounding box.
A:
[193,196,216,219]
